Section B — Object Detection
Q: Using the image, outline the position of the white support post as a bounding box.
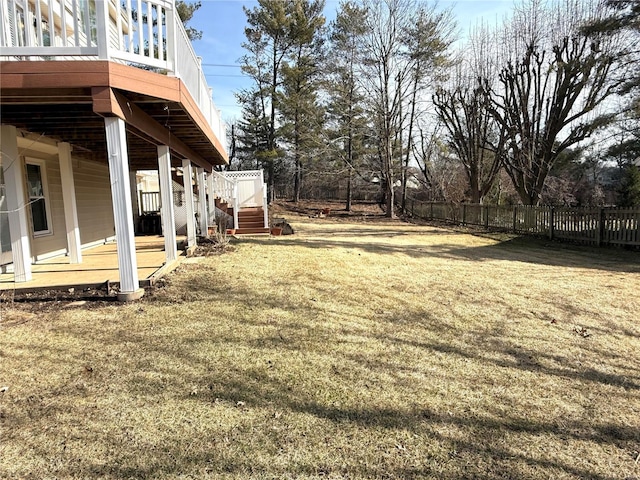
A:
[207,172,216,226]
[197,168,208,236]
[182,159,196,248]
[104,117,143,301]
[58,142,82,264]
[129,170,140,228]
[1,125,32,282]
[157,146,177,262]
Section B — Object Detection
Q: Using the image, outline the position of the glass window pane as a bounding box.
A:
[26,164,44,198]
[30,198,48,232]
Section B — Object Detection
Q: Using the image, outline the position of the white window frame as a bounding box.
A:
[25,157,53,237]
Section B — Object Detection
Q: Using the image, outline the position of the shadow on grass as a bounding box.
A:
[4,224,638,479]
[11,275,633,479]
[238,226,640,274]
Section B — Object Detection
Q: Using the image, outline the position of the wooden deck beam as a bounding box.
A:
[0,61,228,167]
[92,87,210,171]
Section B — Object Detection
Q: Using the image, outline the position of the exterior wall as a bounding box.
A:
[73,157,115,246]
[4,133,115,265]
[28,152,68,260]
[15,137,65,261]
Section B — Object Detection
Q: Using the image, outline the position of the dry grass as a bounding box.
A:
[1,211,639,479]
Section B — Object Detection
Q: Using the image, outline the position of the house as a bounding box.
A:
[0,0,231,300]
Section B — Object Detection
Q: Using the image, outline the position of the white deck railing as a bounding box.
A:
[0,0,226,153]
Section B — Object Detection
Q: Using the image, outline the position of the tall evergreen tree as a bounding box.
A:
[585,0,640,174]
[279,0,326,202]
[240,0,296,202]
[234,89,271,170]
[325,1,369,210]
[618,164,640,207]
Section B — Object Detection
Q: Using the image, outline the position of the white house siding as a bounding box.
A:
[73,157,115,246]
[3,135,117,265]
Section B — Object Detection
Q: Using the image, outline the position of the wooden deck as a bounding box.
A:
[0,236,184,292]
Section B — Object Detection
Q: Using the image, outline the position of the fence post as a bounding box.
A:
[462,204,466,225]
[430,202,434,219]
[597,208,605,247]
[549,207,554,240]
[513,206,518,233]
[484,205,489,229]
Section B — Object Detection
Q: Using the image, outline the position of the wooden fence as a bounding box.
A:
[408,201,640,247]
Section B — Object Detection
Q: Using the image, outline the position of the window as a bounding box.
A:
[25,159,52,236]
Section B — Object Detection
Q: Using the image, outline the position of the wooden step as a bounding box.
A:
[238,214,264,220]
[238,207,264,214]
[238,217,266,225]
[235,227,270,235]
[238,217,263,223]
[239,222,266,229]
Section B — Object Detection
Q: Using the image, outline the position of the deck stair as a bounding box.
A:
[209,170,270,235]
[236,207,270,235]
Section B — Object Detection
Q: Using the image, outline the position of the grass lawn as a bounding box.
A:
[1,210,639,479]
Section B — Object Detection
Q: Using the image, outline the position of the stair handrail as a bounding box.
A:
[262,183,269,229]
[210,170,236,203]
[233,183,239,230]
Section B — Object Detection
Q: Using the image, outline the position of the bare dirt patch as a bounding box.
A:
[270,199,388,221]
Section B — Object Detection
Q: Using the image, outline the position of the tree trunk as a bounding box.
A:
[470,165,481,204]
[293,158,301,203]
[386,178,394,217]
[346,166,353,212]
[385,139,395,218]
[293,110,301,203]
[268,160,275,204]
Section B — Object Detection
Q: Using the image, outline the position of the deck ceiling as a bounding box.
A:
[0,61,228,171]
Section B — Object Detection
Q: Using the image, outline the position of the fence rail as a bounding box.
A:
[408,201,640,247]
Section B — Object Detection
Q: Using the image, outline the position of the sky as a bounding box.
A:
[188,0,515,123]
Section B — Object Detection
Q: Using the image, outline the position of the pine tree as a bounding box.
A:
[325,1,369,210]
[279,0,326,202]
[240,0,296,202]
[618,164,640,207]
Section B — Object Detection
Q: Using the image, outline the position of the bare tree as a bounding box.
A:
[358,0,414,217]
[485,0,626,205]
[400,4,455,210]
[358,0,453,217]
[434,79,504,204]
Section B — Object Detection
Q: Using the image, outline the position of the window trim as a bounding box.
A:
[25,157,53,238]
